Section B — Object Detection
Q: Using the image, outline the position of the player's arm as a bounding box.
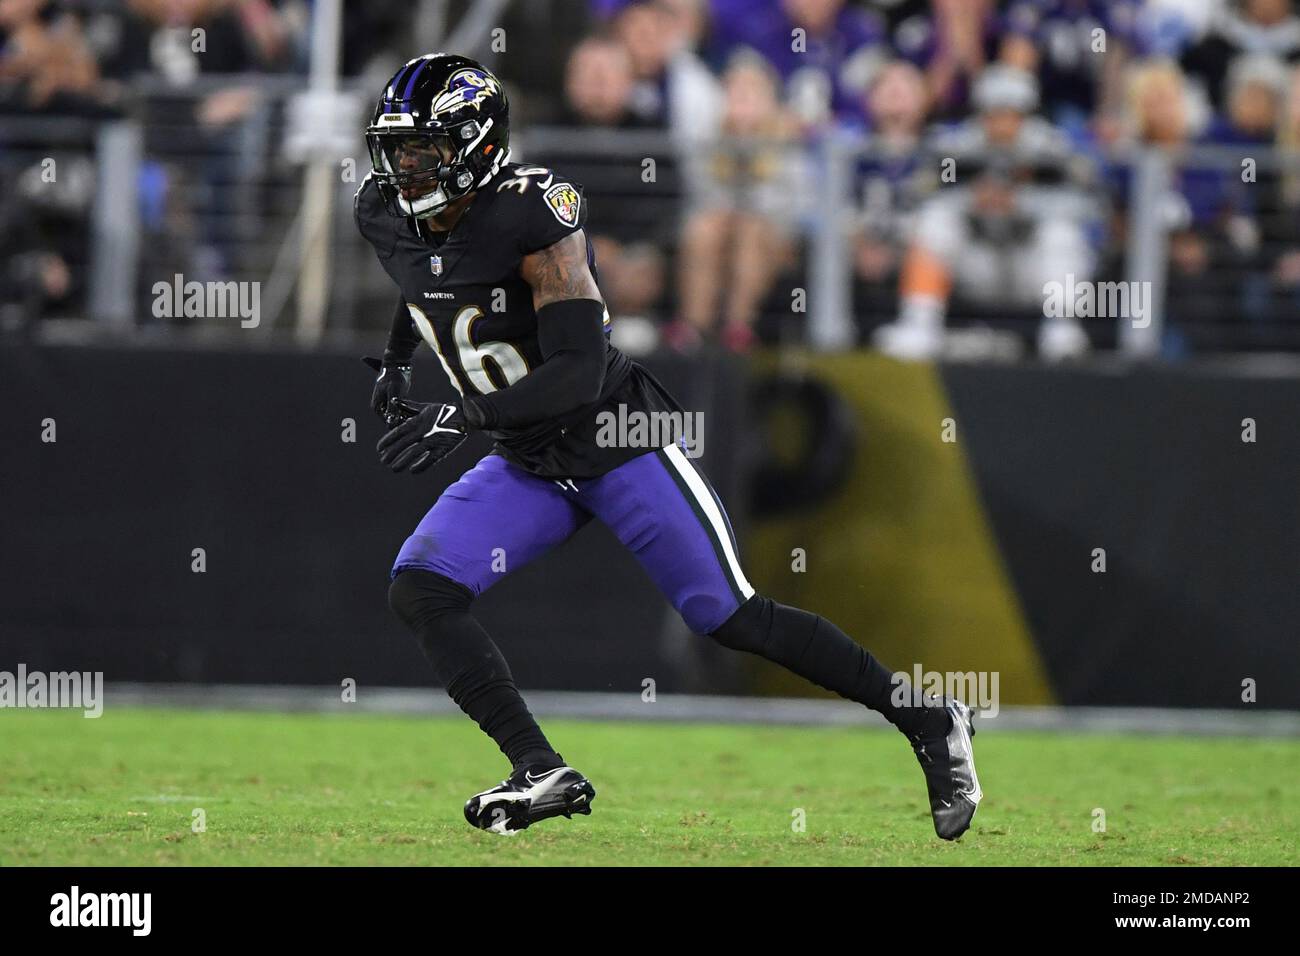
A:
[364,294,420,419]
[461,230,607,430]
[370,293,469,474]
[381,293,421,366]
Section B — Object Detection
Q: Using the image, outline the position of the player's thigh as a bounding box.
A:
[582,443,754,635]
[392,453,587,595]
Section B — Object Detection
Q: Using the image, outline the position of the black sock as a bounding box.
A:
[433,637,562,771]
[710,595,946,738]
[389,571,561,770]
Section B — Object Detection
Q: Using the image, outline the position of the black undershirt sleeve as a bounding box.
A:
[463,298,607,430]
[383,294,421,366]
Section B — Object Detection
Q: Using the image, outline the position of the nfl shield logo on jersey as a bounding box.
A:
[430,255,443,276]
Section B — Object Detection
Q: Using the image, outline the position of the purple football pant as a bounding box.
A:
[392,443,755,635]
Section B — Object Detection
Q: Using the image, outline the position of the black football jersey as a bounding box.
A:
[355,162,680,479]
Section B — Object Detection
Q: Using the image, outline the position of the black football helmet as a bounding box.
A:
[366,53,510,219]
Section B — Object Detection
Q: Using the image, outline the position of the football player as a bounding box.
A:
[358,53,981,838]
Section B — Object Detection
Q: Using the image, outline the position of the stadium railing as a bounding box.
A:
[6,84,1299,358]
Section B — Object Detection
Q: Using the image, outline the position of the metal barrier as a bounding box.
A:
[6,91,1300,356]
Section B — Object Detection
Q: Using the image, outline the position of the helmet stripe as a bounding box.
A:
[384,58,422,110]
[383,73,405,111]
[401,57,432,105]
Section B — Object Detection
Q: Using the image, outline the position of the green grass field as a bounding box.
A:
[1,708,1295,866]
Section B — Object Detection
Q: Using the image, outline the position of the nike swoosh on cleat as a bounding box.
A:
[524,767,569,786]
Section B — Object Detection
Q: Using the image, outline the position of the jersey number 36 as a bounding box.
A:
[407,303,529,395]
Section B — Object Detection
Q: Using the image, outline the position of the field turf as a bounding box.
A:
[1,708,1295,866]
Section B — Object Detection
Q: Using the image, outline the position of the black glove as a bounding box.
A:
[376,399,468,473]
[362,356,412,422]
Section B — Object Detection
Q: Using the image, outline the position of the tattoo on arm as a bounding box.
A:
[521,230,602,310]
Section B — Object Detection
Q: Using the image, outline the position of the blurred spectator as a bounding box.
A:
[539,35,683,249]
[1124,58,1202,145]
[561,34,644,127]
[0,0,110,115]
[1211,55,1287,293]
[97,0,298,82]
[612,0,721,141]
[850,59,930,335]
[890,0,1002,120]
[710,0,887,129]
[1001,0,1145,143]
[595,235,668,354]
[928,64,1074,169]
[874,158,1094,361]
[674,50,802,351]
[1182,0,1300,108]
[94,1,304,291]
[860,58,929,221]
[0,153,94,325]
[1210,51,1290,142]
[1252,62,1300,321]
[603,239,667,321]
[5,0,1297,353]
[1115,59,1250,349]
[660,0,711,56]
[865,57,929,151]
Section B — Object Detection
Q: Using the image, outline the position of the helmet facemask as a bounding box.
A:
[366,116,500,219]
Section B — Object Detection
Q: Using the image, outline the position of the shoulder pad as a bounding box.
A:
[354,174,399,259]
[492,165,587,255]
